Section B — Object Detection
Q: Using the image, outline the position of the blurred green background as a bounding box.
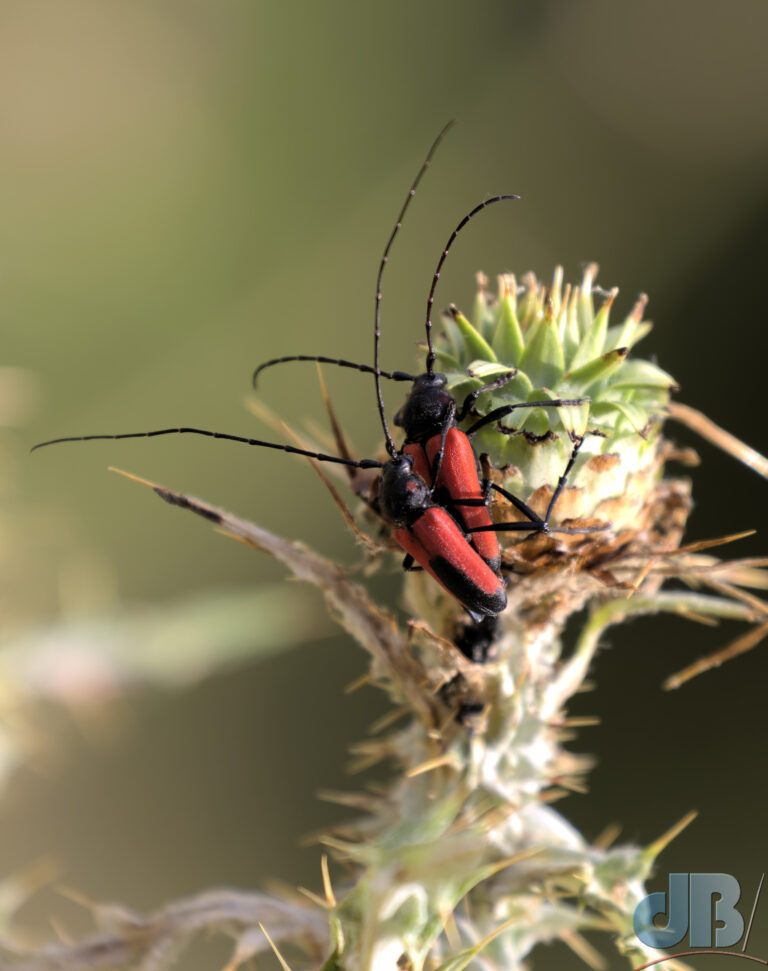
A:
[1,0,767,966]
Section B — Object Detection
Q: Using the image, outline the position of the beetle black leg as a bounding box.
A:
[402,554,424,572]
[455,369,518,422]
[537,436,607,534]
[543,434,583,525]
[480,460,491,501]
[488,482,546,527]
[475,518,549,533]
[463,606,487,625]
[471,436,608,538]
[465,397,588,437]
[488,437,585,531]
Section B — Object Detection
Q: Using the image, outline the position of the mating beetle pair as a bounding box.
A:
[33,123,602,622]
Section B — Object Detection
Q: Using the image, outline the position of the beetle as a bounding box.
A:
[32,427,508,623]
[32,126,603,622]
[31,127,508,620]
[251,126,593,571]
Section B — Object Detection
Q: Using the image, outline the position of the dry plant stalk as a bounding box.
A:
[4,267,766,971]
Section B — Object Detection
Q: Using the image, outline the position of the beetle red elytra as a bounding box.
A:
[32,125,602,622]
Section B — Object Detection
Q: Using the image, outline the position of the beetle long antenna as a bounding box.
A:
[31,428,383,469]
[424,194,519,375]
[252,355,415,389]
[374,121,455,458]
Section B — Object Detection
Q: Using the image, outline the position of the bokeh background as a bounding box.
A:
[1,1,766,967]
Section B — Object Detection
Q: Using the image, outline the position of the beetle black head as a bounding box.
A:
[378,453,433,527]
[393,372,454,443]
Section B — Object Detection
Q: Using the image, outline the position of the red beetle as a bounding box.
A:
[33,126,600,623]
[252,126,589,580]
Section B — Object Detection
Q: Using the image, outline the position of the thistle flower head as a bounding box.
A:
[405,264,688,643]
[442,264,674,523]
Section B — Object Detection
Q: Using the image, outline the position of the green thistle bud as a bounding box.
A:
[441,265,674,527]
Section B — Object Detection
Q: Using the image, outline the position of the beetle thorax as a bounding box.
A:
[378,455,432,528]
[394,372,454,442]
